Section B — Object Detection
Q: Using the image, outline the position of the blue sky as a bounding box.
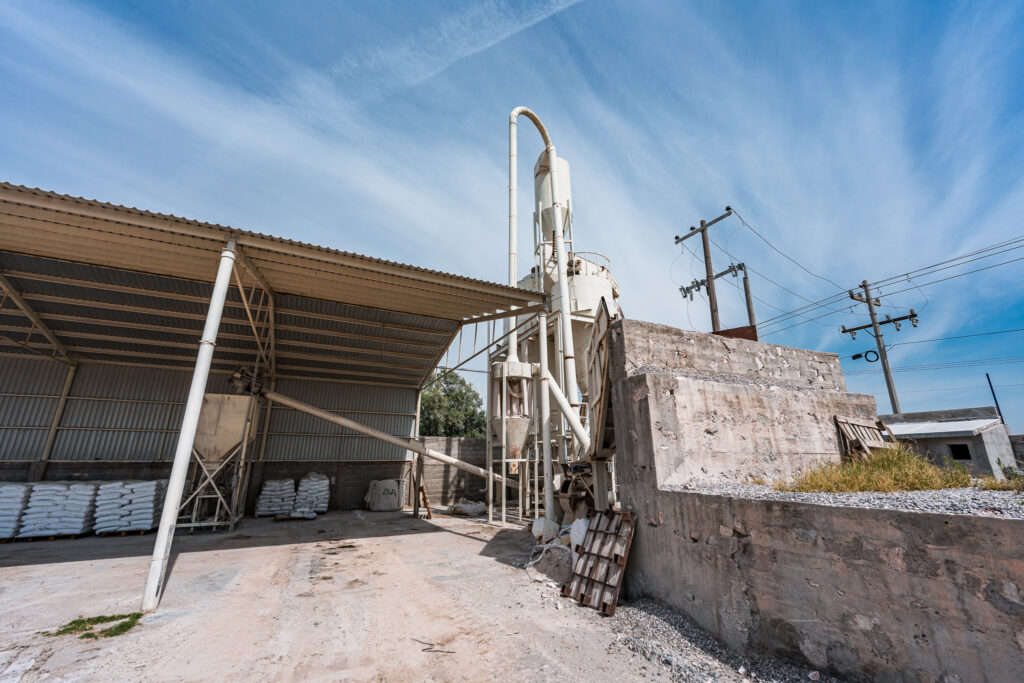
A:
[2,1,1022,430]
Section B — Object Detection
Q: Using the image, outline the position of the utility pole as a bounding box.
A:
[679,262,756,328]
[675,207,732,332]
[841,280,918,414]
[986,373,1004,423]
[741,266,756,328]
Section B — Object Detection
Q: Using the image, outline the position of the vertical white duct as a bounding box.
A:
[508,107,553,361]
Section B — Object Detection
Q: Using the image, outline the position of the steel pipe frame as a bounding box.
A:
[142,239,237,613]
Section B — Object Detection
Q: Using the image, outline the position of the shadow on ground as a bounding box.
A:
[0,509,536,570]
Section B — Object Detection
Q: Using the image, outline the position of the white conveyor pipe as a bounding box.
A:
[508,107,553,362]
[543,368,591,457]
[262,390,516,489]
[142,240,236,612]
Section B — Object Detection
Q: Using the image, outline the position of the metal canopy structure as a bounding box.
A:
[0,181,543,611]
[0,182,543,388]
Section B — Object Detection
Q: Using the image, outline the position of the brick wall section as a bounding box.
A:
[417,437,487,506]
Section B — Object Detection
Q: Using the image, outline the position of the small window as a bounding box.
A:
[948,444,971,460]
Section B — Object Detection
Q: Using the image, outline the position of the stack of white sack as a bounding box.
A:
[0,483,31,539]
[255,479,295,516]
[93,480,167,533]
[292,472,330,518]
[17,482,97,537]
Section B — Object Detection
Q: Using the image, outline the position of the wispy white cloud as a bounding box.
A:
[1,0,1022,425]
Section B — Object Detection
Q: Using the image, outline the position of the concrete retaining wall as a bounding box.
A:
[609,319,876,484]
[610,320,1024,681]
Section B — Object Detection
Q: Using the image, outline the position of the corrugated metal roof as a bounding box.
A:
[0,182,541,322]
[0,251,457,386]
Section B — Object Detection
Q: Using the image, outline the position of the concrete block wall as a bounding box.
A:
[609,320,1024,681]
[418,437,487,506]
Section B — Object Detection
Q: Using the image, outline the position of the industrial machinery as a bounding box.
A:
[487,108,621,536]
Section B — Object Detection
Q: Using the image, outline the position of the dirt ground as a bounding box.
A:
[0,510,664,681]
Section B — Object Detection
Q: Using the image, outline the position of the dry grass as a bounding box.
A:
[977,464,1024,492]
[777,445,972,493]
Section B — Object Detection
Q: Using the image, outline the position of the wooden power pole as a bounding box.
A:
[841,280,918,414]
[675,207,733,332]
[679,262,756,328]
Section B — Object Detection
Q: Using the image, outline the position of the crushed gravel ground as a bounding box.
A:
[668,482,1024,519]
[607,597,836,682]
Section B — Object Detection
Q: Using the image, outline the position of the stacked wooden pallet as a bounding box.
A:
[561,510,635,615]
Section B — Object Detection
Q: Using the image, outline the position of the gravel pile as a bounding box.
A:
[669,482,1024,519]
[609,597,836,682]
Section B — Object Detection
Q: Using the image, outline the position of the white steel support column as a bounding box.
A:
[142,240,237,612]
[538,312,555,519]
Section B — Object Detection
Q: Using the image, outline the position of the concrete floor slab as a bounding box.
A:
[0,511,647,681]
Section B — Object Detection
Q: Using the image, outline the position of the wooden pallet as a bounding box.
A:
[835,415,896,459]
[96,529,153,537]
[15,534,80,542]
[561,510,635,615]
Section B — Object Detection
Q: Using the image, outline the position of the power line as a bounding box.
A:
[870,234,1024,288]
[873,255,1024,298]
[705,234,853,329]
[756,233,1024,331]
[730,208,847,291]
[889,327,1024,347]
[865,382,1024,395]
[760,246,1024,334]
[845,354,1024,376]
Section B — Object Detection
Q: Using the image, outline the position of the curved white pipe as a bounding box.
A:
[508,107,553,362]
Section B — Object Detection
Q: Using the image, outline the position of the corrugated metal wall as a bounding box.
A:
[0,357,66,460]
[0,357,417,463]
[264,378,417,462]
